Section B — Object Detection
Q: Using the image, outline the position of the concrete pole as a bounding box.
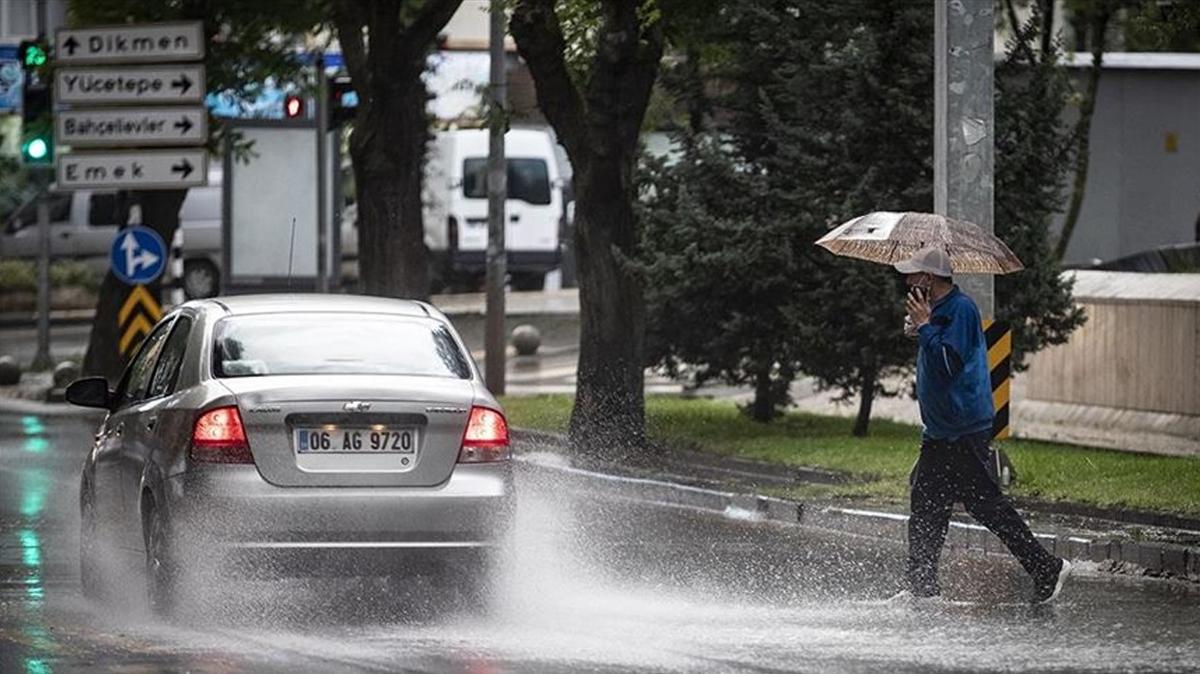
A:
[485,0,508,395]
[32,194,52,370]
[315,52,329,294]
[934,0,995,319]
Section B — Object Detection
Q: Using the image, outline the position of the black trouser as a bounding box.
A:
[906,430,1058,596]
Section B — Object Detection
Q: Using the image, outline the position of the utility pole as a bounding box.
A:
[485,0,507,395]
[934,0,994,319]
[315,52,329,293]
[31,0,52,371]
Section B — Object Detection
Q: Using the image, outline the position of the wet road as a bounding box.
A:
[2,409,1199,673]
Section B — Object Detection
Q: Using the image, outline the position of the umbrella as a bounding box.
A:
[815,211,1024,274]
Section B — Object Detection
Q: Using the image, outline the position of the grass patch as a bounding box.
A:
[501,394,1200,516]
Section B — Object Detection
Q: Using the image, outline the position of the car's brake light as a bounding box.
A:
[190,406,253,464]
[458,406,510,463]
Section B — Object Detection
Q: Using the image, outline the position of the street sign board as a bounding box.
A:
[110,225,166,285]
[56,106,207,147]
[56,149,208,190]
[55,65,205,105]
[55,22,204,65]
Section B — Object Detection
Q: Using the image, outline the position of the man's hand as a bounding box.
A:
[906,289,932,329]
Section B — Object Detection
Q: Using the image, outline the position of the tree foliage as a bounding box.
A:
[640,137,805,422]
[995,3,1087,370]
[643,0,1084,434]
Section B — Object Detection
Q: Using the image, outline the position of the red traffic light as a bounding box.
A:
[284,95,304,119]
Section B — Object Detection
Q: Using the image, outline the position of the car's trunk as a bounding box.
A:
[218,375,475,487]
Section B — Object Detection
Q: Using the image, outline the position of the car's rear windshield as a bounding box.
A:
[213,314,472,379]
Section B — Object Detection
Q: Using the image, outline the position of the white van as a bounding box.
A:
[0,171,225,299]
[425,127,563,290]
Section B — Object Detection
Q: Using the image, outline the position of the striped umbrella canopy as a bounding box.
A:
[815,211,1025,274]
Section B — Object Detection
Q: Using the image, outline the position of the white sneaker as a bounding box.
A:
[1033,559,1072,605]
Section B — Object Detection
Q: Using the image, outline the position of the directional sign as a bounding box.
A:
[55,65,205,105]
[110,225,166,285]
[57,149,207,190]
[118,284,163,356]
[56,22,204,65]
[56,106,207,147]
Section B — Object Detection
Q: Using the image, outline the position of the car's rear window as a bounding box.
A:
[213,314,472,379]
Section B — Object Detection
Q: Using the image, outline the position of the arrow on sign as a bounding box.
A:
[120,231,161,279]
[171,74,192,95]
[63,35,80,55]
[117,284,163,325]
[119,313,154,355]
[117,284,163,356]
[174,116,193,134]
[171,159,194,179]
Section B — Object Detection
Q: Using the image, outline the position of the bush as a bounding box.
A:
[0,260,37,293]
[0,259,102,293]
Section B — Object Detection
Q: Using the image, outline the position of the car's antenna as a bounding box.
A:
[286,216,297,290]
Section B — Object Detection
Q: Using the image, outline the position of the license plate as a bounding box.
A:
[294,427,417,453]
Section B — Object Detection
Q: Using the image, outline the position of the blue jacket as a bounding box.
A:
[915,287,994,441]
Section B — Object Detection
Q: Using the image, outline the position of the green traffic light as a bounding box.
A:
[23,137,49,161]
[21,45,47,68]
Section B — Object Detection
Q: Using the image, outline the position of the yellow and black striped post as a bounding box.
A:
[983,320,1011,440]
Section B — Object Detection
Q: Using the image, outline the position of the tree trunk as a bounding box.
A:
[568,157,646,457]
[750,365,774,423]
[1055,4,1112,261]
[852,366,878,437]
[349,76,430,299]
[83,190,187,384]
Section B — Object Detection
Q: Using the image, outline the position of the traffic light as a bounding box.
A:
[284,94,305,119]
[328,77,357,129]
[19,40,48,69]
[19,39,52,167]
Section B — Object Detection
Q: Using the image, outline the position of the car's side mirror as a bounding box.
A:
[65,377,113,410]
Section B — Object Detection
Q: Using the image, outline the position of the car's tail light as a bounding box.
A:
[190,406,253,464]
[458,406,510,463]
[447,215,459,252]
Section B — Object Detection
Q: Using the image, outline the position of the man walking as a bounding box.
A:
[895,245,1070,604]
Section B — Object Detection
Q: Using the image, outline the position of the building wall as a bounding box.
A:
[1023,272,1200,416]
[1057,65,1200,265]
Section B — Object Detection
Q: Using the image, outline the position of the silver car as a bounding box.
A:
[67,294,514,613]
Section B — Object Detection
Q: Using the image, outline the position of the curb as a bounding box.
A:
[513,445,1200,585]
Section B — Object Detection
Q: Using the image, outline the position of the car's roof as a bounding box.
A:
[193,294,435,318]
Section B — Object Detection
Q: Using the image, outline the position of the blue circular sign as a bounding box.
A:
[110,225,167,285]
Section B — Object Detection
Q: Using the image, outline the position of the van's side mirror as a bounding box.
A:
[65,377,113,410]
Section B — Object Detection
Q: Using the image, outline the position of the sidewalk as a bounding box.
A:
[512,429,1200,585]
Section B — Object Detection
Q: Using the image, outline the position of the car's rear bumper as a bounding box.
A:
[163,462,514,573]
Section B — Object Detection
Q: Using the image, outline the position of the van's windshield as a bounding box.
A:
[462,158,552,205]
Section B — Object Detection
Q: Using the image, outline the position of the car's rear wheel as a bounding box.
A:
[142,501,177,617]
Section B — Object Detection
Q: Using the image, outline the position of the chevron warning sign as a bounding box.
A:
[983,319,1011,440]
[118,284,162,356]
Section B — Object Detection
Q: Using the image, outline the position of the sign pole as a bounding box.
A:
[32,190,52,370]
